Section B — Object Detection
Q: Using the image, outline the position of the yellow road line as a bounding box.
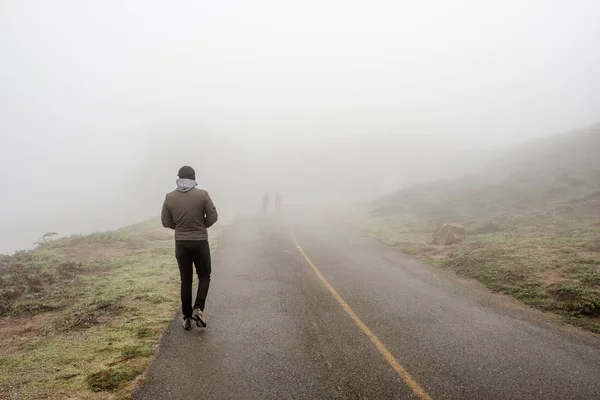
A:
[290,230,433,400]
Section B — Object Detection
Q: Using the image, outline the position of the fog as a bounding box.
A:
[1,0,600,253]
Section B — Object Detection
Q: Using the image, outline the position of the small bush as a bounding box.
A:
[64,312,100,331]
[571,263,600,286]
[571,295,600,316]
[136,327,155,339]
[549,284,600,316]
[57,296,124,331]
[57,261,84,277]
[85,367,140,392]
[121,344,152,359]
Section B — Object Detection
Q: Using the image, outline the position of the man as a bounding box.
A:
[161,166,218,330]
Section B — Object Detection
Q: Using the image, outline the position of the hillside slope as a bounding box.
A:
[366,123,600,332]
[0,220,225,399]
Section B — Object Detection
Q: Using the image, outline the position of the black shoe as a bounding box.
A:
[183,317,192,331]
[192,307,206,327]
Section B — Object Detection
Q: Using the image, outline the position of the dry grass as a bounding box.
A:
[365,154,600,333]
[0,219,226,399]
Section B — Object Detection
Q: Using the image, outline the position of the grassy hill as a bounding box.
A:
[0,220,225,399]
[365,123,600,332]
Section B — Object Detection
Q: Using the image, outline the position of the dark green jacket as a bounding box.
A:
[161,188,218,240]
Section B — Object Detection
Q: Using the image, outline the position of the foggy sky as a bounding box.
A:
[1,0,600,253]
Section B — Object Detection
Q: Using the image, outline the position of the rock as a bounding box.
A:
[433,223,466,245]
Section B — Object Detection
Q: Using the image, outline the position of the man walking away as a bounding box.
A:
[161,166,218,330]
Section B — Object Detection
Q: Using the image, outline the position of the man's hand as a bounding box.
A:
[161,197,176,229]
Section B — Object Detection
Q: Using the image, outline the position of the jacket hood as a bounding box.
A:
[176,178,197,193]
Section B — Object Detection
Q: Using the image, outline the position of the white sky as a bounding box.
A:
[1,0,599,252]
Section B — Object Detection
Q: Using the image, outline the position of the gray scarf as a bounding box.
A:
[176,178,197,193]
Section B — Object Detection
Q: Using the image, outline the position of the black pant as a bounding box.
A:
[175,240,211,318]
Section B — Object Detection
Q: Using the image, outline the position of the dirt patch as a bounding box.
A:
[541,268,568,286]
[0,313,50,356]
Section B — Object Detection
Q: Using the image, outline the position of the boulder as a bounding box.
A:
[433,223,466,245]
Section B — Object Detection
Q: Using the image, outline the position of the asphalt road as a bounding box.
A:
[134,214,600,400]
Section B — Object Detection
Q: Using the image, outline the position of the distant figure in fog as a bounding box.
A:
[275,191,282,212]
[262,192,270,213]
[161,166,218,331]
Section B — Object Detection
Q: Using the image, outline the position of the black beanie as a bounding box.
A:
[178,166,196,180]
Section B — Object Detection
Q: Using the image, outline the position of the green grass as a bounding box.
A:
[365,182,600,333]
[86,366,142,393]
[0,219,226,400]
